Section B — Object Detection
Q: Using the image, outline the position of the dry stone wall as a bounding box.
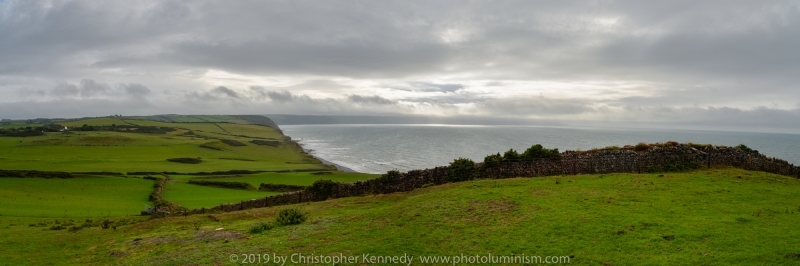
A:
[185,144,800,216]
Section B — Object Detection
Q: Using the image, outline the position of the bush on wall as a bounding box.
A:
[448,157,475,182]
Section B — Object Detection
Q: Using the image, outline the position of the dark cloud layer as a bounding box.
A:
[1,1,799,133]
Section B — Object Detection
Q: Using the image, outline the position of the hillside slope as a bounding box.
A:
[3,168,800,265]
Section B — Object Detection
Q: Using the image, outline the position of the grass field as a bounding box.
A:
[0,122,45,129]
[0,115,338,215]
[0,127,324,173]
[0,176,152,218]
[162,182,281,210]
[2,168,800,265]
[194,171,379,187]
[163,172,377,209]
[0,114,342,216]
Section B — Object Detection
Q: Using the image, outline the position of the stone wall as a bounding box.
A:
[185,144,800,216]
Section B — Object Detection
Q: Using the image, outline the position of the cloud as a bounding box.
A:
[404,82,464,93]
[51,82,80,97]
[17,87,46,96]
[186,86,243,101]
[120,83,151,97]
[211,86,239,98]
[1,1,800,132]
[348,95,395,105]
[41,79,152,101]
[78,79,110,97]
[266,90,297,102]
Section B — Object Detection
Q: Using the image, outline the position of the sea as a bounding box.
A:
[281,124,800,174]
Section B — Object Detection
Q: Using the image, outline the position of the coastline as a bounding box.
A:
[297,143,361,173]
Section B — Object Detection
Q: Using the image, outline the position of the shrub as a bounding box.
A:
[258,183,306,192]
[101,219,113,229]
[310,171,332,175]
[448,157,475,182]
[166,157,202,164]
[666,141,679,146]
[250,139,280,147]
[249,222,275,234]
[735,144,755,153]
[634,142,650,151]
[0,170,73,179]
[604,146,620,150]
[188,180,255,190]
[221,139,247,146]
[306,179,337,200]
[503,149,520,161]
[521,144,560,159]
[49,225,66,230]
[199,143,224,151]
[483,153,502,165]
[275,209,307,226]
[377,169,400,183]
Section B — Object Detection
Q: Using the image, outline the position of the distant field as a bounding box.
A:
[59,118,135,127]
[0,124,325,172]
[216,123,285,139]
[0,123,45,129]
[0,115,341,215]
[0,176,152,217]
[195,171,379,187]
[162,181,280,209]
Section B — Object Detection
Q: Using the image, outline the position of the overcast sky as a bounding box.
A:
[1,1,799,132]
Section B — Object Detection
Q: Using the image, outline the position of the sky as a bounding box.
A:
[1,0,799,133]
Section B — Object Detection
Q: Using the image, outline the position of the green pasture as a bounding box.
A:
[0,123,45,129]
[195,171,378,187]
[59,118,135,127]
[126,115,251,124]
[161,181,280,210]
[159,171,373,209]
[4,168,800,265]
[215,123,284,139]
[0,130,324,172]
[0,176,152,218]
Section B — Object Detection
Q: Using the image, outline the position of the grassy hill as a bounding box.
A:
[2,168,800,265]
[0,115,377,216]
[0,117,313,173]
[2,115,800,265]
[0,176,152,218]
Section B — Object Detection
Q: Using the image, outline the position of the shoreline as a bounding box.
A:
[297,144,361,173]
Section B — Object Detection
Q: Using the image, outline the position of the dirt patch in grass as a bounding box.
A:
[461,199,520,224]
[109,250,130,258]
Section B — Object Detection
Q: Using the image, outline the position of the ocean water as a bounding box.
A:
[282,124,800,174]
